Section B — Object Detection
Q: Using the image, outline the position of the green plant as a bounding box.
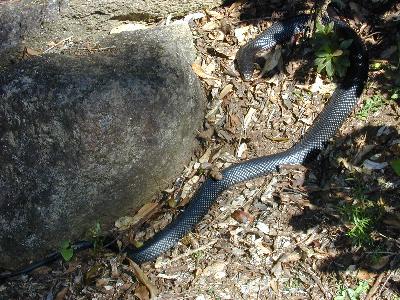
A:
[88,221,104,250]
[390,158,400,176]
[391,87,400,100]
[313,22,353,78]
[334,280,370,300]
[356,94,387,120]
[339,185,384,245]
[59,240,74,261]
[346,210,372,245]
[192,250,205,261]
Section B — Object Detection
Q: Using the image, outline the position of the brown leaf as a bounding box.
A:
[115,202,158,230]
[128,258,158,299]
[383,214,400,229]
[134,285,150,300]
[369,255,391,270]
[219,84,233,99]
[24,47,41,57]
[356,269,376,280]
[84,264,104,285]
[191,63,218,80]
[279,251,301,263]
[231,209,254,224]
[202,20,219,31]
[210,167,223,180]
[55,287,68,300]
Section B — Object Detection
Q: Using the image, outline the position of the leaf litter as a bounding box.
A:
[3,0,400,299]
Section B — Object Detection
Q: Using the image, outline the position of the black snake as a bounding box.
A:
[0,14,368,279]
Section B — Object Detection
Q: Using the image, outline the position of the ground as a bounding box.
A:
[1,0,400,299]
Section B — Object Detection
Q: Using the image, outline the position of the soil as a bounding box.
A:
[1,0,400,299]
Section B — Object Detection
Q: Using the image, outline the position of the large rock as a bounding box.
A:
[0,0,223,60]
[0,24,205,269]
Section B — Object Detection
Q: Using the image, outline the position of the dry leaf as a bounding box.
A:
[383,215,400,229]
[256,222,270,234]
[95,278,110,288]
[243,107,256,130]
[269,278,279,293]
[134,285,150,300]
[231,209,254,224]
[363,159,388,170]
[210,167,223,180]
[236,142,247,158]
[234,26,250,44]
[254,238,272,255]
[24,47,40,57]
[192,63,218,80]
[219,84,233,99]
[128,259,158,299]
[115,202,158,230]
[279,251,301,263]
[202,261,227,279]
[310,74,336,94]
[356,269,376,280]
[202,20,219,31]
[206,10,224,19]
[55,287,68,300]
[370,255,391,270]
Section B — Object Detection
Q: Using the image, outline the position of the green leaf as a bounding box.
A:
[335,63,345,77]
[340,39,353,49]
[328,22,334,33]
[60,247,74,261]
[316,22,324,33]
[332,49,343,56]
[390,159,400,176]
[60,240,70,249]
[316,50,329,57]
[326,60,334,77]
[315,57,327,73]
[60,240,74,261]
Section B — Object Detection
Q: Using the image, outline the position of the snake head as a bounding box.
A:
[235,46,255,81]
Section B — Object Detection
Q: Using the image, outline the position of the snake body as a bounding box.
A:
[127,15,368,263]
[0,15,368,279]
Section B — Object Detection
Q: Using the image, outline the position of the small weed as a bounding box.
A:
[192,250,205,261]
[391,87,400,101]
[356,94,387,120]
[284,277,303,291]
[87,221,104,250]
[391,158,400,176]
[339,184,384,246]
[334,280,370,300]
[313,22,352,78]
[59,240,74,261]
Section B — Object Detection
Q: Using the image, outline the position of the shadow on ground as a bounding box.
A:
[227,0,400,292]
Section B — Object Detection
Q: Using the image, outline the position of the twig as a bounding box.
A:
[159,239,218,266]
[301,263,331,299]
[77,46,116,52]
[365,272,386,300]
[377,271,394,298]
[43,36,73,53]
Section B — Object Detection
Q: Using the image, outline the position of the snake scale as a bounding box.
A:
[0,14,368,279]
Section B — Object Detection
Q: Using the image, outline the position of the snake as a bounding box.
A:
[0,14,368,280]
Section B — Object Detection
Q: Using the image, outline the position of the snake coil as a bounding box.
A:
[0,14,368,279]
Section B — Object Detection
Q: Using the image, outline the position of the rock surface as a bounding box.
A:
[0,0,223,63]
[0,24,205,269]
